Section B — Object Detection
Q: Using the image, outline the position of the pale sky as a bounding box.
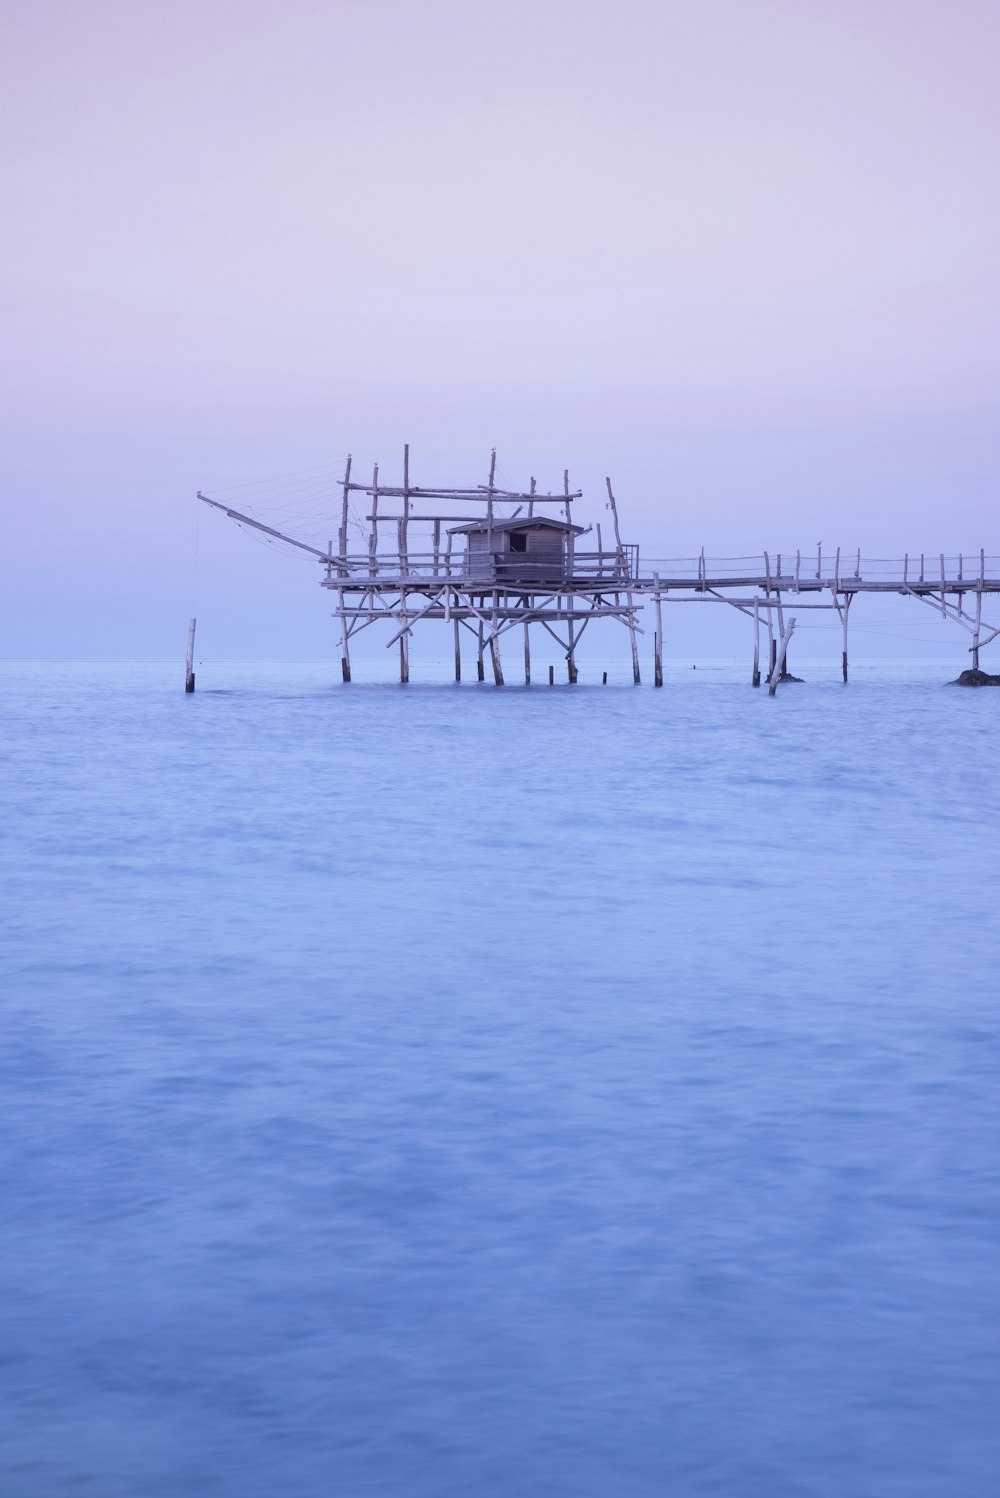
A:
[2,0,997,657]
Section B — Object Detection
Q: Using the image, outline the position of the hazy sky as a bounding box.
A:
[2,0,997,657]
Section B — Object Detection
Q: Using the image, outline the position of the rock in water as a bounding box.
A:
[953,668,1000,685]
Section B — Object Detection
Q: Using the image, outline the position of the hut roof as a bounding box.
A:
[447,516,585,537]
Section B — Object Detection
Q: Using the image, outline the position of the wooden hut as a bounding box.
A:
[450,516,585,584]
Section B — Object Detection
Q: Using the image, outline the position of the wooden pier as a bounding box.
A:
[197,450,1000,686]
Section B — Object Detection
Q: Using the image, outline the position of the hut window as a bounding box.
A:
[509,532,527,553]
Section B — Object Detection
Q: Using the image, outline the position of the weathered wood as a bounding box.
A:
[549,664,554,685]
[606,477,640,683]
[973,586,982,670]
[339,454,352,578]
[197,494,331,560]
[400,445,410,575]
[768,617,796,694]
[454,617,461,681]
[523,621,531,685]
[369,464,379,576]
[185,617,196,693]
[202,451,1000,689]
[399,584,409,683]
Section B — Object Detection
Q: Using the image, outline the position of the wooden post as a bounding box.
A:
[768,616,796,695]
[653,571,663,687]
[433,519,441,577]
[523,621,531,685]
[602,671,608,684]
[567,615,578,683]
[454,617,462,681]
[399,592,409,683]
[369,463,379,576]
[752,597,761,687]
[842,595,850,683]
[763,551,775,677]
[486,449,496,560]
[400,445,410,575]
[477,621,485,681]
[490,588,504,684]
[490,631,504,686]
[973,587,982,671]
[185,617,196,693]
[606,477,640,683]
[339,591,351,682]
[338,454,352,578]
[549,664,554,686]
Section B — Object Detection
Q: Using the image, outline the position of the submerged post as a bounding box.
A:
[454,617,462,681]
[842,595,850,682]
[185,617,197,693]
[653,571,663,687]
[523,621,531,685]
[752,597,761,687]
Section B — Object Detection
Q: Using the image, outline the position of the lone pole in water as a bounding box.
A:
[185,618,197,693]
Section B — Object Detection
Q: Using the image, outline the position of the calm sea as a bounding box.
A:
[2,659,998,1497]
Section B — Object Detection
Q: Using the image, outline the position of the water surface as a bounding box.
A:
[2,659,998,1496]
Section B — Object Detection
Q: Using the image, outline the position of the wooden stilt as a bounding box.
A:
[773,580,787,675]
[602,671,608,684]
[185,617,197,693]
[369,463,379,576]
[768,617,796,695]
[567,616,578,683]
[653,572,663,687]
[399,588,409,683]
[339,454,352,577]
[549,664,554,685]
[491,589,504,685]
[523,621,531,685]
[400,445,410,574]
[842,595,850,682]
[973,586,982,671]
[763,553,775,677]
[339,588,351,681]
[477,621,485,681]
[606,477,640,682]
[454,617,462,681]
[752,597,761,686]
